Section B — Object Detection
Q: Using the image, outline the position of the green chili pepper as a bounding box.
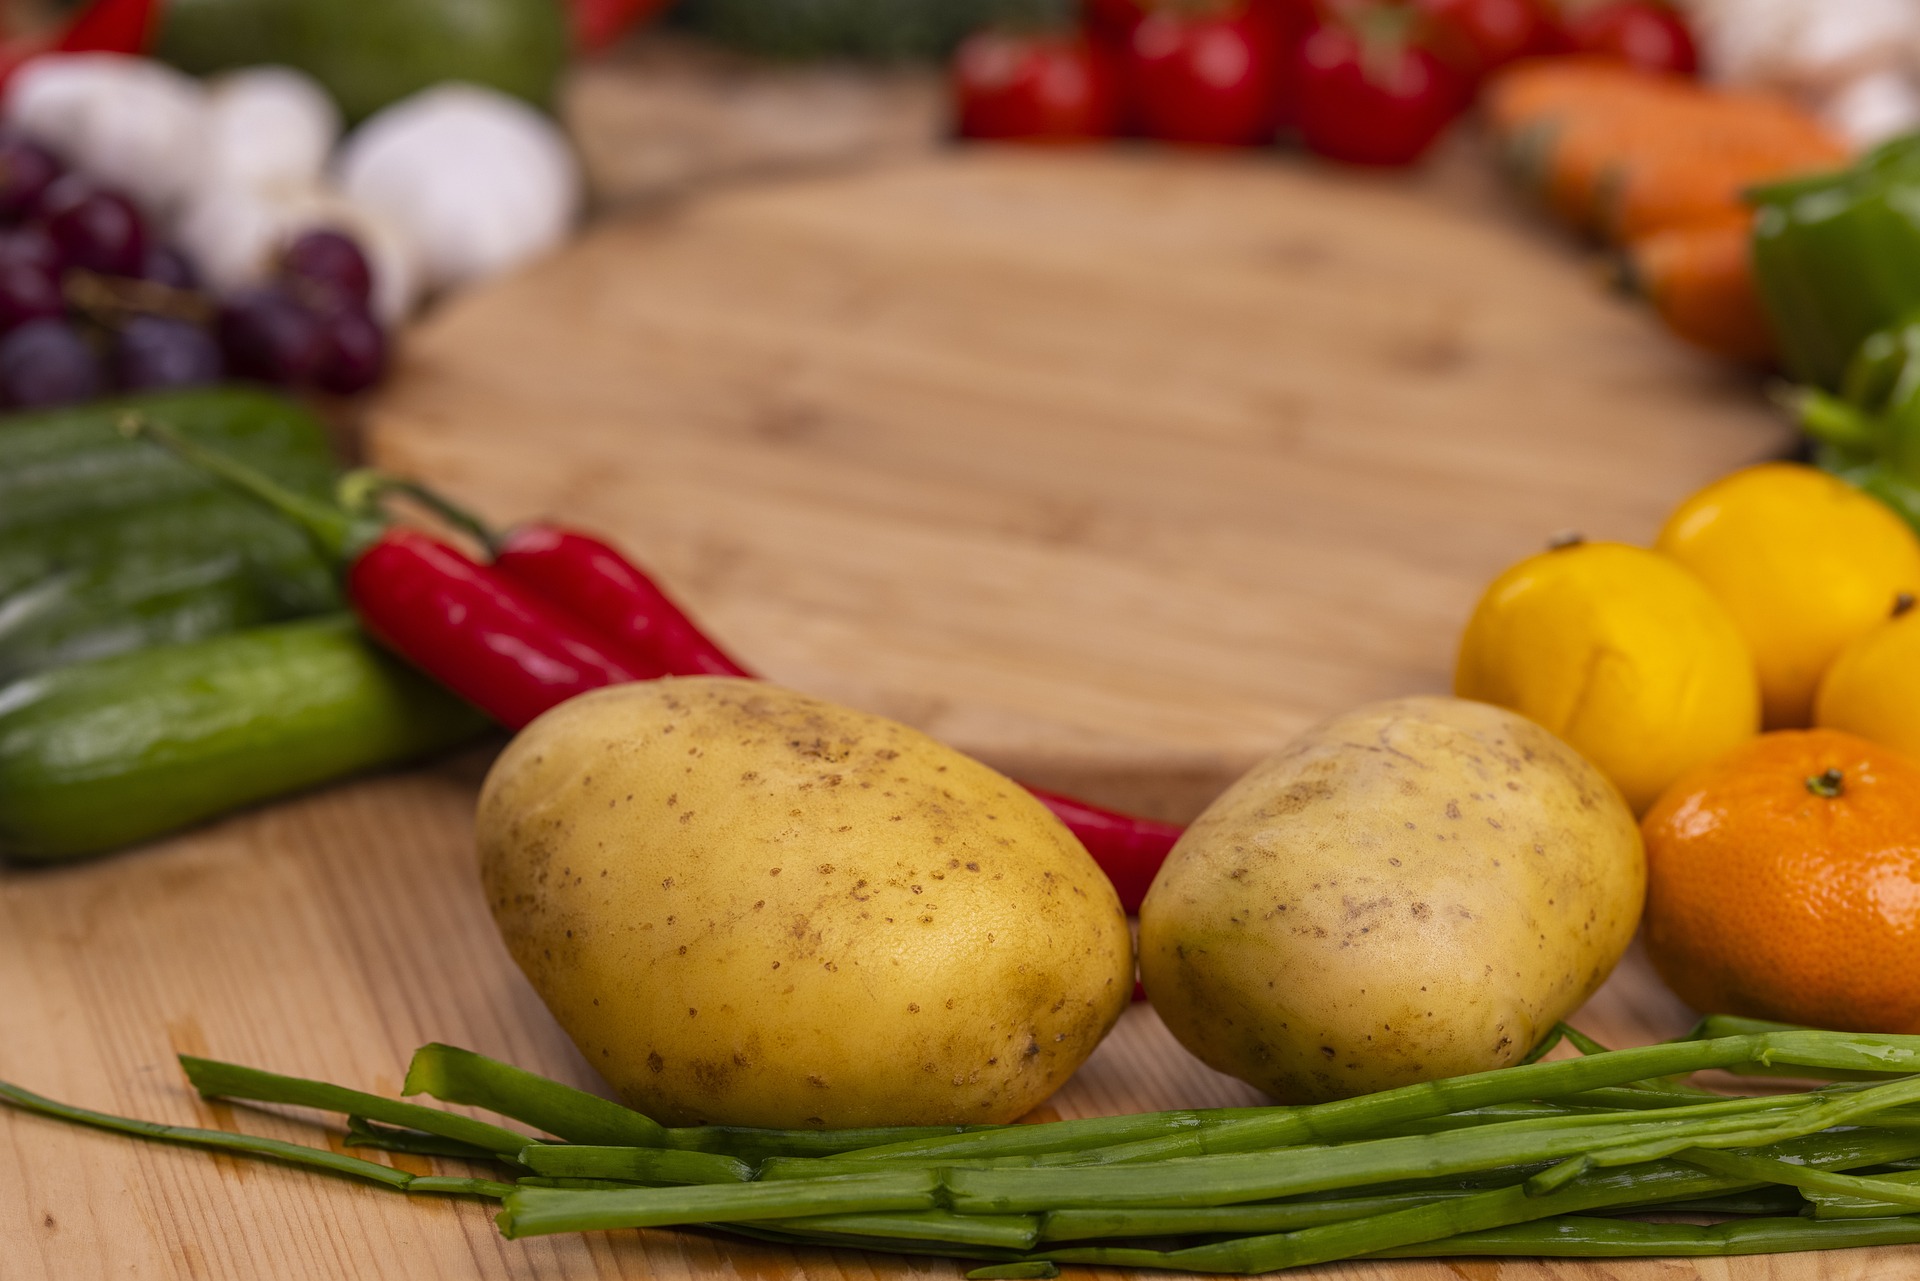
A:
[0,385,336,534]
[0,615,488,862]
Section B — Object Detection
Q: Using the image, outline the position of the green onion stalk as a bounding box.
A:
[8,1025,1920,1273]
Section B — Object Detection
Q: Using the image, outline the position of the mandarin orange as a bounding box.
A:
[1642,729,1920,1033]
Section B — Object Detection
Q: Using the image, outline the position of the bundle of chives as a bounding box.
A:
[11,1025,1920,1275]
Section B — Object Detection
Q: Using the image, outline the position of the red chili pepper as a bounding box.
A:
[487,521,1184,912]
[492,525,752,679]
[136,424,647,731]
[0,0,158,89]
[567,0,671,55]
[55,0,159,54]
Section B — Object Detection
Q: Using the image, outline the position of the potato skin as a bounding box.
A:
[1139,696,1643,1103]
[478,677,1132,1128]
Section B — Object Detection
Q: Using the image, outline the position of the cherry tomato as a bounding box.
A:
[1083,0,1147,43]
[1127,6,1285,146]
[952,30,1123,141]
[1247,0,1317,124]
[1564,1,1698,77]
[1295,15,1470,165]
[1416,0,1562,77]
[569,0,671,53]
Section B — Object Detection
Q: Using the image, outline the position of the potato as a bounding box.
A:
[1139,696,1643,1103]
[478,677,1133,1128]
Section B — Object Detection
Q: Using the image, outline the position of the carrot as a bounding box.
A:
[1485,62,1848,243]
[1621,218,1777,363]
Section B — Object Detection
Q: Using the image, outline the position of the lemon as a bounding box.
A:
[1657,463,1920,729]
[1454,539,1759,813]
[1816,597,1920,758]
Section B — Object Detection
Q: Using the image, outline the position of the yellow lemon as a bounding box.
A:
[1816,597,1920,758]
[1657,463,1920,729]
[1455,539,1759,813]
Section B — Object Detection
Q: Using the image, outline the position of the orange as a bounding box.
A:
[1642,730,1920,1033]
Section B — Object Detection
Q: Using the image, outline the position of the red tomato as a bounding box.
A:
[1295,17,1469,165]
[1084,0,1147,42]
[952,30,1123,141]
[1415,0,1562,77]
[569,0,671,53]
[1564,1,1698,76]
[1247,0,1317,124]
[1127,7,1286,146]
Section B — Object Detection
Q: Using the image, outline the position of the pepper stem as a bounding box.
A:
[120,412,377,564]
[339,470,500,555]
[1806,768,1845,799]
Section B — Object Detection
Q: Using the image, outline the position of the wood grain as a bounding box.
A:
[4,147,1879,1279]
[371,146,1791,820]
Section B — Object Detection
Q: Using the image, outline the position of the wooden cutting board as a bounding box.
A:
[6,146,1868,1280]
[368,145,1790,820]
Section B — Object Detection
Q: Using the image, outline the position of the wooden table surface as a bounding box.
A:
[4,145,1877,1279]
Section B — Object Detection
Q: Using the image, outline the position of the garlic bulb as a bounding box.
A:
[336,83,582,292]
[202,66,340,197]
[4,53,208,216]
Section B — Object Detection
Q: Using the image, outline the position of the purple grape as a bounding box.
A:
[281,229,372,307]
[0,224,63,274]
[218,286,327,385]
[0,319,101,407]
[139,244,198,291]
[114,315,223,391]
[39,177,147,277]
[0,259,61,332]
[0,136,61,222]
[313,302,387,394]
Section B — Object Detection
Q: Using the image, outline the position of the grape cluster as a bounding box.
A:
[0,132,387,409]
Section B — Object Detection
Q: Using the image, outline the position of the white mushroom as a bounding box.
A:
[336,82,582,293]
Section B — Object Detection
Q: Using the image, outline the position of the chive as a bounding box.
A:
[516,1144,754,1185]
[180,1055,530,1157]
[945,1094,1817,1212]
[663,1123,996,1161]
[403,1044,664,1147]
[1038,1192,1463,1242]
[1804,1167,1920,1219]
[847,1032,1920,1169]
[0,1079,505,1199]
[495,1170,944,1238]
[345,1116,516,1164]
[1034,1129,1920,1273]
[1677,1147,1920,1210]
[759,1210,1041,1250]
[967,1264,1060,1279]
[411,1177,518,1198]
[1371,1213,1920,1258]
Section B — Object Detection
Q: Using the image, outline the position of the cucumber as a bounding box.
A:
[0,385,337,535]
[0,493,340,679]
[0,615,490,862]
